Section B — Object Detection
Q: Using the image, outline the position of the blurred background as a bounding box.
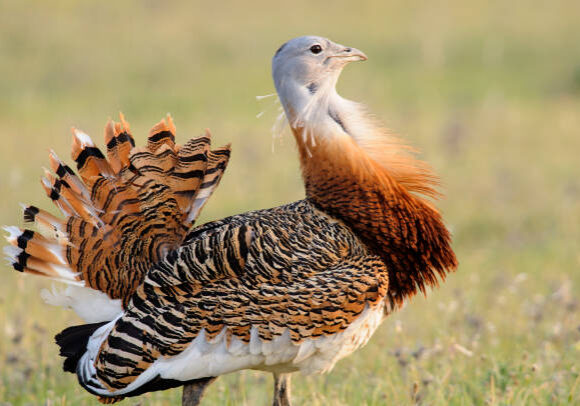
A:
[1,0,579,404]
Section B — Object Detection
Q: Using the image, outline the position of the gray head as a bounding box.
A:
[272,36,367,129]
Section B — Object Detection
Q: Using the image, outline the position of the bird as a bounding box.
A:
[4,35,457,406]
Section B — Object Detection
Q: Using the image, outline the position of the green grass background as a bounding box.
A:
[1,0,579,404]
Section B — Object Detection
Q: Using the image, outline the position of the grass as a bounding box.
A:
[1,0,580,404]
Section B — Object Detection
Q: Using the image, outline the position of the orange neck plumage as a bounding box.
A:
[293,128,458,309]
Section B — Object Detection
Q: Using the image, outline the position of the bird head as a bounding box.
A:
[272,36,367,137]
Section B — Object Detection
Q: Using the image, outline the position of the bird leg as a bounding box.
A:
[272,373,292,406]
[182,377,217,406]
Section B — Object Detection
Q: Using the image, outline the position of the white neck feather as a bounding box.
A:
[275,71,440,200]
[275,73,376,150]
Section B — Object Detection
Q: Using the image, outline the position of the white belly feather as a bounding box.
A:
[165,301,386,380]
[83,302,386,397]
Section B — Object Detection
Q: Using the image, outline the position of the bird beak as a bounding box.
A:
[333,47,368,63]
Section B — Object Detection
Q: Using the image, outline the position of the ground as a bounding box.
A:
[1,0,579,404]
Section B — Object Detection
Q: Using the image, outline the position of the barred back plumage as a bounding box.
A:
[78,200,389,398]
[5,35,457,406]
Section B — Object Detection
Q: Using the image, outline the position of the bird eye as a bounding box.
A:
[309,44,322,54]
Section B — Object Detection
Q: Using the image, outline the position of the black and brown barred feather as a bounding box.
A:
[91,200,389,392]
[5,115,230,304]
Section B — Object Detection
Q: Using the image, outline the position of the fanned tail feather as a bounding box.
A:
[4,114,231,306]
